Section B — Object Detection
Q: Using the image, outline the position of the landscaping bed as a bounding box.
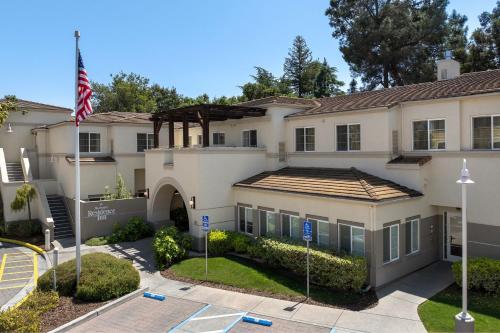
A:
[40,296,108,332]
[162,255,377,310]
[418,284,500,333]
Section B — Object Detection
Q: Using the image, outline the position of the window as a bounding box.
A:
[281,213,300,240]
[238,206,253,234]
[406,218,420,255]
[413,119,446,150]
[383,224,399,263]
[259,210,276,236]
[308,219,329,247]
[137,133,154,152]
[338,224,365,256]
[198,135,203,145]
[242,130,257,147]
[295,127,315,152]
[188,136,192,146]
[80,132,100,153]
[213,132,225,145]
[337,124,360,151]
[472,115,500,149]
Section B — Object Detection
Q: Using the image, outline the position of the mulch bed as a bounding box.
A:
[161,269,378,311]
[40,296,108,333]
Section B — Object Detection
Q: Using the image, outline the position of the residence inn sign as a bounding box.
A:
[87,203,116,221]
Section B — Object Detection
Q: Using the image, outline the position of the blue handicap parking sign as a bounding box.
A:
[303,220,312,242]
[202,215,209,231]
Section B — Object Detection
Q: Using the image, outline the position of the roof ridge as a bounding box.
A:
[350,167,378,200]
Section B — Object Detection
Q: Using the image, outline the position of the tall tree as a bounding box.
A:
[445,10,469,66]
[283,36,312,97]
[348,79,358,94]
[312,58,345,97]
[0,95,18,127]
[325,0,449,89]
[91,72,157,113]
[240,67,291,100]
[466,3,500,72]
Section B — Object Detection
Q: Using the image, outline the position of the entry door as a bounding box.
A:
[446,212,462,262]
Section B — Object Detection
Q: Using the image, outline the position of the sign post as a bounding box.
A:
[303,220,312,299]
[202,215,209,281]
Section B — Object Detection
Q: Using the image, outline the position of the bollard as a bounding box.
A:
[52,247,59,291]
[45,229,51,251]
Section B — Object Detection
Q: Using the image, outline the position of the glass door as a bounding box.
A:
[446,212,462,262]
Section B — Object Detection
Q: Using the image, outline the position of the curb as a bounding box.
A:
[0,237,45,254]
[48,286,149,333]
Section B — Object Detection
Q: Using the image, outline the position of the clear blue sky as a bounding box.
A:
[0,0,496,109]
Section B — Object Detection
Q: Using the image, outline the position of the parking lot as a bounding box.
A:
[0,243,38,309]
[68,295,334,333]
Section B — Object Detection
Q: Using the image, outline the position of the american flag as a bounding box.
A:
[75,50,92,126]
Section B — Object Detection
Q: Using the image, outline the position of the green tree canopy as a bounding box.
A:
[240,67,291,100]
[0,95,19,128]
[10,183,36,222]
[311,58,345,98]
[326,0,449,89]
[445,10,469,67]
[283,36,313,97]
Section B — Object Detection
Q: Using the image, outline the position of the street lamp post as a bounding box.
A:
[455,159,475,333]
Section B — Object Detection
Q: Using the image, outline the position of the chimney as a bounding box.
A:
[437,51,460,81]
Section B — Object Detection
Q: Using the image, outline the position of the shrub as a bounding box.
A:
[452,257,500,295]
[252,237,367,291]
[38,253,139,301]
[88,217,154,245]
[0,291,59,333]
[6,220,41,238]
[232,233,251,253]
[152,226,192,269]
[208,230,233,255]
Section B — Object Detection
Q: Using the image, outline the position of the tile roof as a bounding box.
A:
[238,96,319,108]
[0,99,72,112]
[287,69,500,117]
[387,155,432,166]
[234,167,422,202]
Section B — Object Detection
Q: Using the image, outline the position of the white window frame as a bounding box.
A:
[295,127,315,152]
[336,123,361,152]
[281,213,300,238]
[242,129,257,147]
[471,114,500,150]
[259,209,276,236]
[212,132,225,146]
[407,218,420,255]
[412,118,446,151]
[338,223,365,256]
[316,219,330,247]
[384,224,400,264]
[238,206,253,235]
[80,132,101,153]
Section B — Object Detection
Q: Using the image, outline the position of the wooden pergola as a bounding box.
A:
[150,104,266,148]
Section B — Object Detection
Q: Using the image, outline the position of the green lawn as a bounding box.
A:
[418,284,500,333]
[168,255,376,309]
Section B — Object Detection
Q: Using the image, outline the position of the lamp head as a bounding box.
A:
[6,123,13,133]
[457,159,474,184]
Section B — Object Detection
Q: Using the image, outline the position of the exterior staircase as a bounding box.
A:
[46,195,73,239]
[6,163,24,182]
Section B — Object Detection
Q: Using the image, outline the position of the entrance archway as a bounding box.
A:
[150,179,191,232]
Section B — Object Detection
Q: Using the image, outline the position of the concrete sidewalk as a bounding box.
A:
[52,238,453,333]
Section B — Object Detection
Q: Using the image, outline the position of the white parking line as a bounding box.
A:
[191,312,247,321]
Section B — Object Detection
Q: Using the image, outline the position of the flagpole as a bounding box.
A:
[74,30,81,284]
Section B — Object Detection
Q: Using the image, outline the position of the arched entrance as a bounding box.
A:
[150,180,191,232]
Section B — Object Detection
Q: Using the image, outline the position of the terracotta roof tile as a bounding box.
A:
[238,96,319,108]
[234,167,422,202]
[0,99,72,112]
[288,69,500,117]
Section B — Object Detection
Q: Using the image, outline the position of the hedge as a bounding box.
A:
[38,252,140,301]
[452,257,500,295]
[207,230,367,291]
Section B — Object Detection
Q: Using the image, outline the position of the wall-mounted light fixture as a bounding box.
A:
[6,123,13,134]
[189,196,196,209]
[144,188,149,199]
